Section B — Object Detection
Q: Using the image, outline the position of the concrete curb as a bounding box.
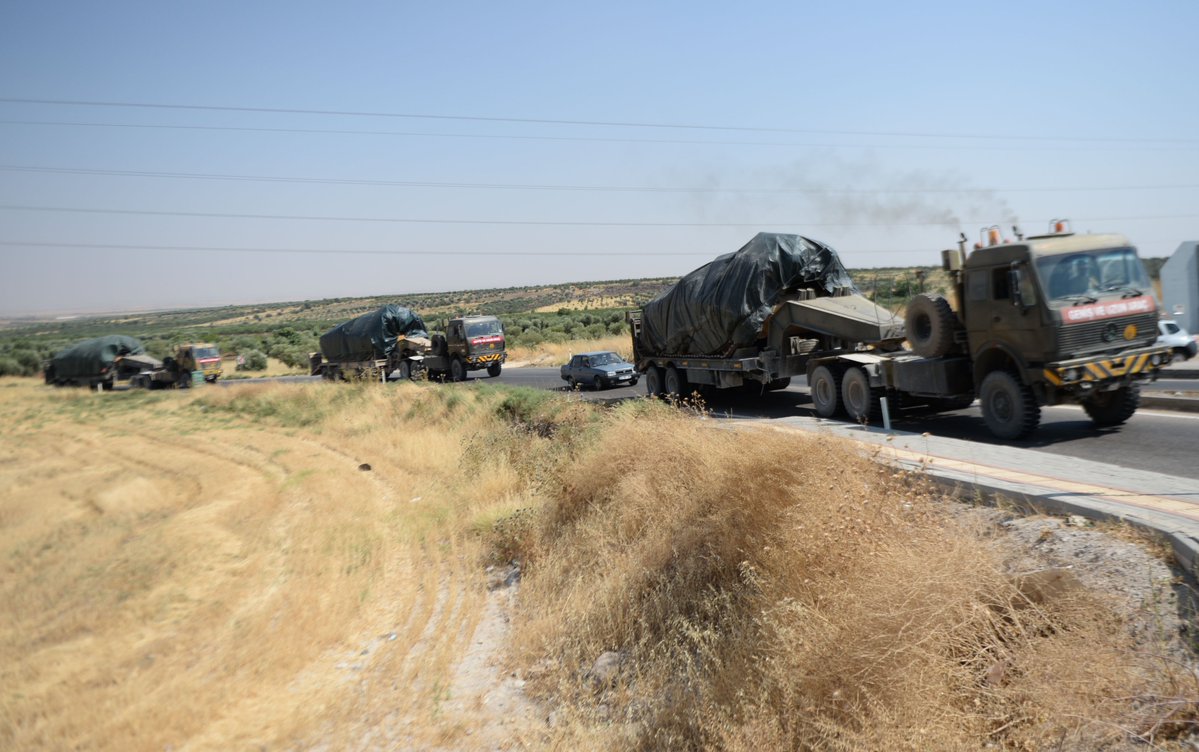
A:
[917,471,1199,580]
[1141,394,1199,413]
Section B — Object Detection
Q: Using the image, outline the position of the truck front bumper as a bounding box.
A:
[1041,345,1171,390]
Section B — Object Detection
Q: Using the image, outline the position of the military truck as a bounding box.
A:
[181,343,223,383]
[418,315,507,382]
[630,225,1172,440]
[806,223,1171,438]
[310,307,506,383]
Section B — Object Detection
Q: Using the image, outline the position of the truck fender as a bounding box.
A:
[970,343,1027,388]
[822,353,887,387]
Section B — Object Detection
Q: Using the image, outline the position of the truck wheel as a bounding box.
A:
[979,371,1040,440]
[450,358,467,382]
[841,367,882,424]
[809,365,842,418]
[765,377,792,391]
[645,366,664,398]
[905,294,957,358]
[487,363,502,378]
[664,366,687,398]
[1082,385,1140,427]
[431,334,447,356]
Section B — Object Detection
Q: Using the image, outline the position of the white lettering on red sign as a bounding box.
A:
[471,335,504,345]
[1060,295,1156,325]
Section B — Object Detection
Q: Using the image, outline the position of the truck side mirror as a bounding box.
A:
[1009,262,1038,312]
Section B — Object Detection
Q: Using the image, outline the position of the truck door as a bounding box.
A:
[965,265,1044,362]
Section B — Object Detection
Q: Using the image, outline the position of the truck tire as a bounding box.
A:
[450,358,467,382]
[979,370,1040,440]
[664,366,687,398]
[431,334,447,356]
[809,365,842,418]
[841,367,882,424]
[645,366,664,398]
[765,377,792,391]
[905,294,957,358]
[1082,385,1139,427]
[487,363,502,378]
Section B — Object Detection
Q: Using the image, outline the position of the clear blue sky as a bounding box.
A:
[2,1,1197,316]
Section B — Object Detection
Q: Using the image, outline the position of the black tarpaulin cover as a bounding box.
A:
[319,305,429,361]
[638,233,858,357]
[50,335,145,379]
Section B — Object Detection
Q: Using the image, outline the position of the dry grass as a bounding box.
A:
[506,334,632,366]
[508,405,1199,750]
[2,378,1194,750]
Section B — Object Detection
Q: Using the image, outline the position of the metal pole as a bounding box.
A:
[880,396,892,432]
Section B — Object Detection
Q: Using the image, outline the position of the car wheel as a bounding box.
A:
[592,375,604,391]
[629,377,639,387]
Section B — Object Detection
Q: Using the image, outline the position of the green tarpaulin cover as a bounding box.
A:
[49,335,145,379]
[319,305,429,362]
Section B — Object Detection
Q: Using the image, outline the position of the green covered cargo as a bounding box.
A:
[319,305,429,362]
[46,335,145,382]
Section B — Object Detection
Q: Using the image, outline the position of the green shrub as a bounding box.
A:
[238,350,268,371]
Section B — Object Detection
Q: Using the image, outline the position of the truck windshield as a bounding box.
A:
[1035,247,1150,303]
[466,319,503,337]
[193,347,220,359]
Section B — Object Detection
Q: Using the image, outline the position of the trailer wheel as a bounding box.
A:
[664,366,687,398]
[809,365,842,418]
[979,370,1040,440]
[905,294,957,358]
[1082,385,1139,427]
[487,363,502,378]
[842,367,882,424]
[450,357,467,382]
[645,366,664,398]
[398,361,412,380]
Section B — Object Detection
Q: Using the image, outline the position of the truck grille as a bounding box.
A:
[1055,312,1158,357]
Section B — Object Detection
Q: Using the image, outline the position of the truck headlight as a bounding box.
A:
[1063,368,1081,382]
[1150,354,1162,366]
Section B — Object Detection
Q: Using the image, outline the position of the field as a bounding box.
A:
[2,378,1196,750]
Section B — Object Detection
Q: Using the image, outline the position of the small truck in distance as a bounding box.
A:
[310,306,506,383]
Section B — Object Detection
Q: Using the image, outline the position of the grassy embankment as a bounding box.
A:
[1,378,1194,750]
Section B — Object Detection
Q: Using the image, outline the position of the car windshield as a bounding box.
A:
[466,319,503,337]
[193,347,219,359]
[1035,247,1150,303]
[586,352,623,366]
[1162,322,1181,335]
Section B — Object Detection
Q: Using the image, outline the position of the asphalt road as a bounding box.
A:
[491,367,1199,480]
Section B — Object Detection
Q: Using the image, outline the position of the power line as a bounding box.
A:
[2,97,1195,144]
[0,239,947,257]
[3,204,1197,227]
[4,119,1197,153]
[4,164,1198,194]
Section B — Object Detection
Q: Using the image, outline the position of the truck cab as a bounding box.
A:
[432,315,506,381]
[177,343,223,383]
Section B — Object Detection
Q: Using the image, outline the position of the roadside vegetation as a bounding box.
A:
[1,378,1194,750]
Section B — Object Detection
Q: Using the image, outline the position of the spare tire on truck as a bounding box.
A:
[905,293,957,358]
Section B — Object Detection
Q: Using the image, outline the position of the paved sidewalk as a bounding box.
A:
[756,415,1199,576]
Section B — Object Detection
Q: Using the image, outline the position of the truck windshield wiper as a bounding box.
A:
[1060,294,1098,305]
[1101,284,1143,298]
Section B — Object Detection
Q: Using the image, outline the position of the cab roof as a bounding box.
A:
[966,232,1133,266]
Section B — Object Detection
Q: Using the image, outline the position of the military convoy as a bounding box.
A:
[630,225,1172,439]
[309,306,506,383]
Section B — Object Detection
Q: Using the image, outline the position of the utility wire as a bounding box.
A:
[4,119,1198,153]
[3,204,1197,227]
[2,97,1195,144]
[0,240,951,257]
[4,164,1198,194]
